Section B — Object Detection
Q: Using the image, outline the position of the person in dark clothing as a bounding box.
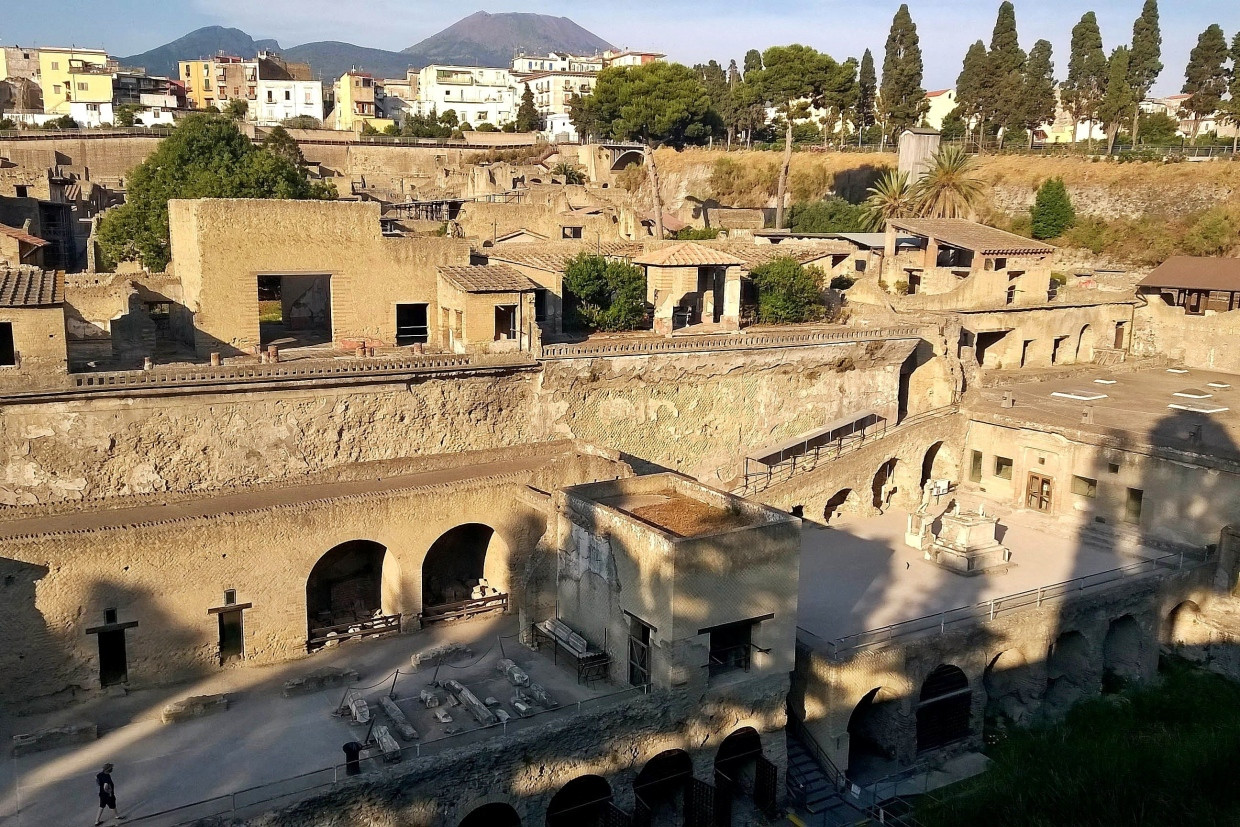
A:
[95,763,123,824]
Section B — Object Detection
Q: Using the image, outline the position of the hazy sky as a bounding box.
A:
[4,0,1238,96]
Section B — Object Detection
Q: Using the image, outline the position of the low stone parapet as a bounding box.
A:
[281,667,359,698]
[11,722,98,756]
[161,694,230,724]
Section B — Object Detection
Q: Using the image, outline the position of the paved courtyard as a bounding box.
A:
[0,614,623,827]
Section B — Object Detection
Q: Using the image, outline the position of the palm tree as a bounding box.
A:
[912,145,985,219]
[552,162,586,185]
[863,169,916,230]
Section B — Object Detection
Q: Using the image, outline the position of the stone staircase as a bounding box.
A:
[786,734,866,826]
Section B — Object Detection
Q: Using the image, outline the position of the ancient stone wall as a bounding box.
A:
[1133,299,1240,373]
[0,136,159,181]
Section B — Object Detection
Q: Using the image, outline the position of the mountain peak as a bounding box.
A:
[404,12,614,66]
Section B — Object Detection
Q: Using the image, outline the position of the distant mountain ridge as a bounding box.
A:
[120,13,614,82]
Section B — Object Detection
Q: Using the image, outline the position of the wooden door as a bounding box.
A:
[1026,473,1053,512]
[1113,322,1126,349]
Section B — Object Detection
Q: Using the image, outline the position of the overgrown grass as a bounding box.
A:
[917,662,1240,827]
[258,300,282,324]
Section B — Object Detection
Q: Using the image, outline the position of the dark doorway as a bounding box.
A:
[1020,339,1034,367]
[306,540,388,646]
[1026,473,1053,512]
[461,802,521,827]
[715,727,762,803]
[920,441,944,489]
[975,330,1009,366]
[546,775,612,827]
[872,458,899,510]
[634,749,693,823]
[1051,335,1067,364]
[218,609,244,663]
[824,488,852,523]
[258,274,332,347]
[0,322,14,366]
[1113,321,1127,349]
[495,304,518,341]
[423,524,494,608]
[847,687,899,780]
[396,303,429,345]
[98,630,128,687]
[916,664,972,752]
[628,615,652,687]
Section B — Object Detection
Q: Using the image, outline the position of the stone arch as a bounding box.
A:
[611,149,645,171]
[1045,630,1093,712]
[546,775,613,827]
[920,441,945,489]
[824,488,854,524]
[847,686,901,779]
[1164,600,1207,647]
[1076,324,1095,363]
[983,649,1039,732]
[715,726,763,796]
[916,664,972,752]
[1103,615,1144,688]
[871,458,899,510]
[305,539,399,649]
[633,748,694,824]
[461,802,521,827]
[422,523,504,611]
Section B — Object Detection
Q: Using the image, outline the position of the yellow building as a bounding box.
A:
[178,60,215,109]
[331,71,391,132]
[38,48,110,114]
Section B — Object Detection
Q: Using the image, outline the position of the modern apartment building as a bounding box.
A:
[415,65,517,128]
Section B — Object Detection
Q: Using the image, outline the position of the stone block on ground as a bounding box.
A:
[372,725,402,763]
[281,667,359,698]
[410,643,472,669]
[161,694,229,724]
[379,695,418,740]
[11,722,98,757]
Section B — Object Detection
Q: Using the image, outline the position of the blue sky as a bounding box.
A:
[4,1,1237,96]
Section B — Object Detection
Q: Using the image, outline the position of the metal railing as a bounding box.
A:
[539,325,921,360]
[803,547,1211,660]
[786,710,847,791]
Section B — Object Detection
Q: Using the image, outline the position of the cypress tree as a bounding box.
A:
[1181,24,1229,137]
[1127,0,1162,140]
[954,40,989,145]
[1098,47,1136,153]
[515,84,539,132]
[856,49,877,145]
[880,4,928,136]
[1020,40,1057,149]
[743,49,763,79]
[1062,12,1108,146]
[985,1,1027,146]
[1030,177,1075,239]
[1224,33,1240,151]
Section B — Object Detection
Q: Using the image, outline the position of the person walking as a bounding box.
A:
[95,762,124,824]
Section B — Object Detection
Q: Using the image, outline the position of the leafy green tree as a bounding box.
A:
[515,83,540,132]
[1030,177,1075,239]
[1127,0,1162,140]
[42,115,78,130]
[749,258,826,324]
[1223,33,1240,151]
[360,120,379,136]
[864,169,916,229]
[260,125,306,167]
[1062,12,1108,146]
[281,115,321,129]
[787,198,869,233]
[572,61,722,238]
[1181,24,1229,138]
[0,118,16,131]
[913,145,985,219]
[1135,110,1179,144]
[880,4,929,136]
[223,98,248,121]
[439,109,459,128]
[743,49,764,79]
[984,1,1027,146]
[96,114,334,271]
[563,253,647,331]
[1019,40,1057,149]
[475,122,498,132]
[1098,47,1137,153]
[855,49,878,146]
[938,110,967,141]
[752,44,856,228]
[954,40,989,145]
[114,104,140,128]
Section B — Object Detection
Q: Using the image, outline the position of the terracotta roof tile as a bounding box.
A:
[0,266,62,307]
[0,224,49,248]
[633,242,746,267]
[889,218,1055,255]
[437,264,541,293]
[1138,256,1240,291]
[484,241,643,272]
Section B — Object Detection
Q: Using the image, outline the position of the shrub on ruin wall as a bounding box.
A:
[563,253,649,332]
[1030,177,1076,239]
[749,258,827,324]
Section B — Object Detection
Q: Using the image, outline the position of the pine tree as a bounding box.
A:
[515,84,539,133]
[743,49,763,79]
[1030,177,1075,239]
[1182,24,1229,137]
[856,49,877,146]
[1127,0,1162,140]
[880,4,928,137]
[1062,12,1108,146]
[1223,33,1240,151]
[985,1,1027,147]
[1020,40,1057,149]
[1098,47,1136,154]
[954,40,988,146]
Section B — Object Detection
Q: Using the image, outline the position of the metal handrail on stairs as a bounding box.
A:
[787,710,847,791]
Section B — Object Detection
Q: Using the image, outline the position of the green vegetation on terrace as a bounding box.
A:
[918,662,1240,827]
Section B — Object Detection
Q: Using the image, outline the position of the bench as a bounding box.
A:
[533,618,612,686]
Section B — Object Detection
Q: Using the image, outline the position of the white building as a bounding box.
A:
[511,52,604,76]
[254,77,323,125]
[415,65,516,128]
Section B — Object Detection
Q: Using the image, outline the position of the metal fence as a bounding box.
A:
[539,325,922,360]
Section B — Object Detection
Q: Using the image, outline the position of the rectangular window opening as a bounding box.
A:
[994,456,1014,480]
[1071,475,1098,498]
[1125,488,1143,524]
[395,302,429,345]
[969,450,983,483]
[0,322,15,366]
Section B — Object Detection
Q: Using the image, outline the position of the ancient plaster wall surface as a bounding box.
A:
[1133,299,1240,373]
[0,305,67,374]
[791,567,1215,773]
[0,137,159,181]
[960,302,1134,369]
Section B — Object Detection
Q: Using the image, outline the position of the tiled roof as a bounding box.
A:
[1138,256,1240,291]
[0,224,49,248]
[706,240,853,268]
[484,241,643,273]
[438,264,541,293]
[633,242,746,268]
[888,218,1055,255]
[0,266,62,307]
